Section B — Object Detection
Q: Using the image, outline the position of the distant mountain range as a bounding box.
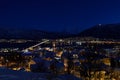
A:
[78,23,120,39]
[0,23,120,40]
[0,27,72,40]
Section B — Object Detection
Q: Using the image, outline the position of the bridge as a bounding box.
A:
[23,39,50,52]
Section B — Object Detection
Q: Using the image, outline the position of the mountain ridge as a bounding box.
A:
[1,23,120,40]
[78,23,120,39]
[0,27,72,40]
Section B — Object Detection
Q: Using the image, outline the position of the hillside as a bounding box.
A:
[78,23,120,39]
[0,27,72,40]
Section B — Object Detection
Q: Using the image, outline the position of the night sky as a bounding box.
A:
[0,0,120,33]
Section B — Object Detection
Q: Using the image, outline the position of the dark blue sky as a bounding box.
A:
[0,0,120,33]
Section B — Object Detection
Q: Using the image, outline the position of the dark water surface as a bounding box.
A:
[0,42,38,49]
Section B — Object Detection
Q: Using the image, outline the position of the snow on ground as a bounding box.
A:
[0,67,47,80]
[0,67,82,80]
